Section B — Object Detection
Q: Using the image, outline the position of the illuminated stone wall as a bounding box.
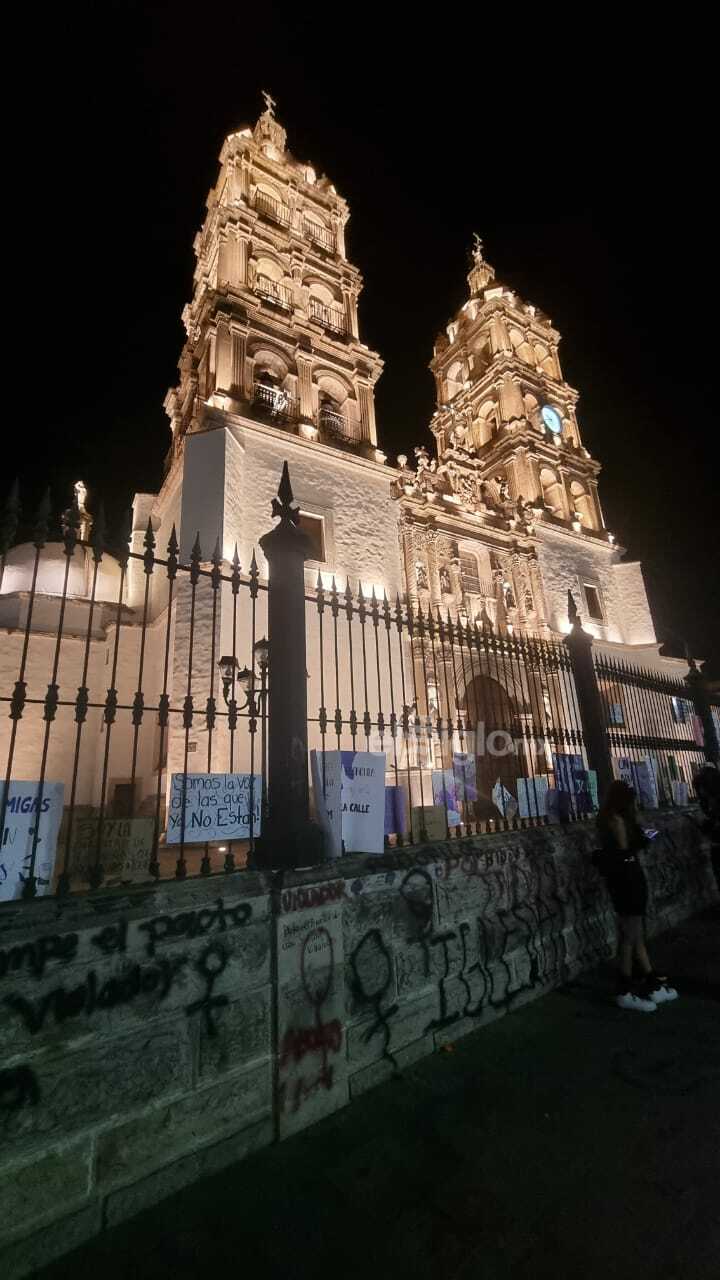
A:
[2,812,715,1277]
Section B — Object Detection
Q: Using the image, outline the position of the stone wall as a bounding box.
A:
[1,811,715,1277]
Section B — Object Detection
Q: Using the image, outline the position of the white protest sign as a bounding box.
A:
[492,780,518,820]
[0,781,64,900]
[340,751,386,854]
[311,749,342,859]
[65,815,155,884]
[167,773,261,843]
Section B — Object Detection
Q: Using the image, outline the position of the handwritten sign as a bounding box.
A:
[340,752,386,854]
[166,773,261,843]
[311,751,386,854]
[64,815,155,884]
[0,782,64,901]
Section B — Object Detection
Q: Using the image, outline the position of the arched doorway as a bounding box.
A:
[461,672,523,819]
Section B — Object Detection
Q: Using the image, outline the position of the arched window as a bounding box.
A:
[443,360,465,402]
[570,480,595,528]
[540,468,565,515]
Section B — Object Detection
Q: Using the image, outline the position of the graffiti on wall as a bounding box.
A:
[276,881,346,1131]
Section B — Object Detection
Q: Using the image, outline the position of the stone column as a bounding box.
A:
[564,607,614,799]
[239,154,252,202]
[295,352,314,422]
[332,212,346,258]
[499,374,525,423]
[356,379,377,446]
[257,464,324,869]
[290,253,306,314]
[238,234,250,287]
[214,314,233,394]
[425,528,442,609]
[557,467,574,521]
[230,325,248,400]
[588,479,604,530]
[343,285,359,338]
[527,454,544,505]
[686,660,720,764]
[400,517,419,607]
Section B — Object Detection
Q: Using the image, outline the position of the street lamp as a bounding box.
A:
[221,639,270,817]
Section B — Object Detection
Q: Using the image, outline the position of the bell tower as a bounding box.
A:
[164,94,384,471]
[428,237,604,532]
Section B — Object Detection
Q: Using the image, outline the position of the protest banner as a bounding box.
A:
[166,772,261,843]
[340,751,385,854]
[0,781,64,900]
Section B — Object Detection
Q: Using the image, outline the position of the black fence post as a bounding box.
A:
[563,592,614,802]
[686,657,720,765]
[255,462,325,870]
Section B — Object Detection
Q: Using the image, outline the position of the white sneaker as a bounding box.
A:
[616,992,657,1013]
[648,984,679,1004]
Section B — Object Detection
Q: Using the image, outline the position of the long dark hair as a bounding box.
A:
[598,780,636,823]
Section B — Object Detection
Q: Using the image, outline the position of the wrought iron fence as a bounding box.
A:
[594,651,715,803]
[305,579,589,843]
[1,465,717,902]
[0,486,268,898]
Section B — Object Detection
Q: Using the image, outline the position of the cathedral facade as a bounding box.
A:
[0,100,695,835]
[163,98,663,656]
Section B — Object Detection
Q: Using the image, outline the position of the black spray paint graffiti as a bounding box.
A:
[4,956,188,1034]
[0,932,79,982]
[185,943,230,1036]
[349,929,399,1070]
[0,1065,40,1112]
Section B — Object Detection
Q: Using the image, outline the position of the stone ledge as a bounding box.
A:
[102,1114,273,1229]
[0,1201,102,1280]
[0,1135,93,1247]
[349,1033,435,1097]
[95,1059,271,1191]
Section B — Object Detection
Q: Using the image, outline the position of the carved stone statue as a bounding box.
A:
[62,479,93,542]
[415,560,429,591]
[439,564,452,594]
[495,476,510,505]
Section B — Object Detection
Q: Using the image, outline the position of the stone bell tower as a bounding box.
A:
[163,92,384,472]
[428,236,604,533]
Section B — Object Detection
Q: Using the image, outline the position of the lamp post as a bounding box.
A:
[218,638,270,859]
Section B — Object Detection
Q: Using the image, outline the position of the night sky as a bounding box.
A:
[15,5,718,674]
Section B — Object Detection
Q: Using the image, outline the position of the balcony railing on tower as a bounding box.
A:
[252,382,298,423]
[254,190,291,227]
[308,297,349,337]
[303,220,335,252]
[318,407,357,444]
[254,275,292,311]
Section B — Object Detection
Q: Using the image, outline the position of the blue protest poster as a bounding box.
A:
[0,781,64,900]
[452,752,478,803]
[384,785,407,837]
[517,776,549,818]
[432,769,461,827]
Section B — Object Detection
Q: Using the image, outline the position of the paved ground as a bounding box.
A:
[42,908,720,1280]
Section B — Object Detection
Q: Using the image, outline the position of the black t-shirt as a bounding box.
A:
[595,814,648,916]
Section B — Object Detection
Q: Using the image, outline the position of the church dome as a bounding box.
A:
[0,542,123,603]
